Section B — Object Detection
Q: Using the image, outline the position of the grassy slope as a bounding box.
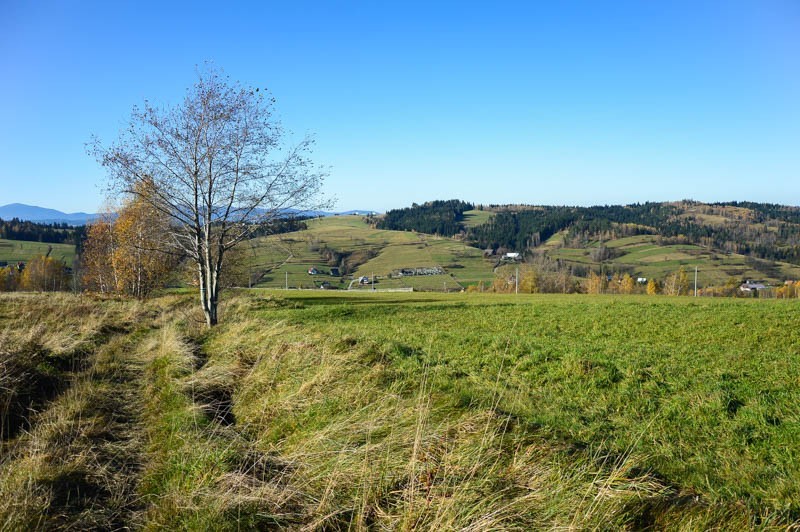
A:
[245,212,800,293]
[247,216,496,289]
[3,291,798,529]
[0,293,151,528]
[0,239,75,267]
[546,234,800,285]
[461,209,494,228]
[210,291,799,528]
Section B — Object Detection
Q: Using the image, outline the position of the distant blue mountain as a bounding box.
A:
[0,203,100,225]
[285,208,379,217]
[0,203,378,225]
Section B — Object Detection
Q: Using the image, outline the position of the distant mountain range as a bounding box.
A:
[0,203,100,225]
[0,203,377,225]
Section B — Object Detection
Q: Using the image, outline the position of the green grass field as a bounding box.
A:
[248,291,800,514]
[461,209,494,228]
[1,291,799,528]
[0,239,76,267]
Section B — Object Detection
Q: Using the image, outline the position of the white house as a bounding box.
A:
[740,280,766,292]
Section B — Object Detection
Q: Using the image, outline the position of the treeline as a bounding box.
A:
[713,201,800,224]
[0,215,304,248]
[464,201,800,266]
[247,217,308,237]
[0,256,71,292]
[377,200,474,235]
[0,218,85,246]
[469,203,674,250]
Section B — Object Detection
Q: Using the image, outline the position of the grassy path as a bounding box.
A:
[0,321,148,529]
[1,296,308,529]
[134,312,312,529]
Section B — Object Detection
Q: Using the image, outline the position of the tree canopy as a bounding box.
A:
[90,65,326,325]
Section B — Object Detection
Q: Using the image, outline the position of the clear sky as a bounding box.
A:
[1,0,798,213]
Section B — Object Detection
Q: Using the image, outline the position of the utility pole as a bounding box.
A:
[515,266,519,294]
[285,271,288,290]
[694,266,698,297]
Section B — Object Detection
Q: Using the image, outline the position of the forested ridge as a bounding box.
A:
[376,199,474,235]
[378,200,800,266]
[469,202,800,264]
[0,218,85,246]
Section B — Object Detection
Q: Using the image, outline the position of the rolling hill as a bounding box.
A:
[240,200,800,292]
[243,215,496,290]
[4,199,800,292]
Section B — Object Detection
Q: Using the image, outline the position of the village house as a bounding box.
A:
[740,280,767,292]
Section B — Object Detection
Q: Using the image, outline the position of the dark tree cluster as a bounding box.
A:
[469,203,674,251]
[0,218,86,247]
[377,200,474,235]
[244,217,309,238]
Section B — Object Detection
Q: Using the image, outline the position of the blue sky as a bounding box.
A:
[1,0,798,213]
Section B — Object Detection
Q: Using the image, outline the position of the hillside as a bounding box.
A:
[244,215,497,290]
[4,199,800,292]
[0,239,76,267]
[1,291,799,528]
[374,200,800,289]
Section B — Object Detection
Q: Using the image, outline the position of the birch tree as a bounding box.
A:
[81,192,176,298]
[81,215,118,294]
[90,66,325,326]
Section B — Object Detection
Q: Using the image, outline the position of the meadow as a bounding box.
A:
[0,239,75,267]
[0,290,798,529]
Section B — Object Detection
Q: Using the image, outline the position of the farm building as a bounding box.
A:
[393,267,445,277]
[740,280,767,292]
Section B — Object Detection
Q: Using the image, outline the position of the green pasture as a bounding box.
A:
[248,290,800,516]
[602,234,658,248]
[0,239,75,267]
[461,208,494,228]
[241,217,800,292]
[544,233,800,286]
